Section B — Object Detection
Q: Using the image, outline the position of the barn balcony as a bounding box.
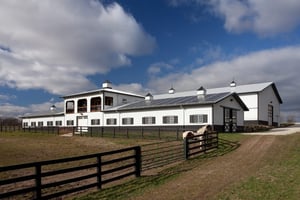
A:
[90,105,101,112]
[91,97,101,112]
[78,106,87,113]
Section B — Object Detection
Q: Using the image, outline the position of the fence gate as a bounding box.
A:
[141,140,184,172]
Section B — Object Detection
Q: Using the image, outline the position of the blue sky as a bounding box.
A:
[0,0,300,121]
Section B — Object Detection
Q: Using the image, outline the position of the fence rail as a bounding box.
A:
[141,140,184,171]
[0,125,22,132]
[0,146,141,200]
[22,125,211,140]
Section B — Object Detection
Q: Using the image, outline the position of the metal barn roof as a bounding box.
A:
[153,82,282,104]
[106,92,248,112]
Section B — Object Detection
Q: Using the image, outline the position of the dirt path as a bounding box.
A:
[130,135,277,200]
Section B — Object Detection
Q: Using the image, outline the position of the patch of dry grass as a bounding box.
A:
[0,131,155,166]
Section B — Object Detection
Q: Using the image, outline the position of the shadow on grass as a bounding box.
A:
[75,139,240,200]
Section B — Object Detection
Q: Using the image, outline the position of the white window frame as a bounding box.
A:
[142,116,156,124]
[189,114,208,123]
[163,116,178,124]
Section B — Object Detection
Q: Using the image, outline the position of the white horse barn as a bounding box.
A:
[21,81,282,132]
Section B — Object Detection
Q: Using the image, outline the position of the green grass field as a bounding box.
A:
[216,134,300,200]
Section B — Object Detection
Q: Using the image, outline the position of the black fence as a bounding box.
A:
[0,125,22,132]
[141,140,184,171]
[0,146,141,200]
[22,125,214,140]
[0,130,218,199]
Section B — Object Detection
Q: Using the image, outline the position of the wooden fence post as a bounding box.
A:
[135,146,141,177]
[183,138,189,160]
[97,155,102,189]
[35,163,42,199]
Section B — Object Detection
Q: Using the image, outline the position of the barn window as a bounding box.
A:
[91,119,100,125]
[38,121,43,127]
[142,117,156,124]
[66,101,75,113]
[105,96,113,106]
[91,97,101,112]
[78,99,87,113]
[106,118,117,125]
[55,121,62,126]
[163,116,178,124]
[31,122,36,127]
[47,121,53,126]
[67,120,74,126]
[23,122,28,127]
[122,118,134,125]
[189,114,208,123]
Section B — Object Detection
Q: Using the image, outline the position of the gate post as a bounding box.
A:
[97,155,102,189]
[35,163,42,199]
[183,138,189,160]
[134,146,141,177]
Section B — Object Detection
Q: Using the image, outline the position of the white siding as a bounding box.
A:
[258,86,281,124]
[22,115,65,127]
[103,106,212,127]
[239,94,258,121]
[213,95,245,126]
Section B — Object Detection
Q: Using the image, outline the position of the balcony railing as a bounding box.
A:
[91,105,101,112]
[77,106,87,113]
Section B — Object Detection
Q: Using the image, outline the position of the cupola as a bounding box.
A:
[102,80,112,89]
[168,87,175,94]
[145,93,153,101]
[197,86,206,100]
[230,80,236,87]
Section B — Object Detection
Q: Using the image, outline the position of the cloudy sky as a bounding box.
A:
[0,0,300,121]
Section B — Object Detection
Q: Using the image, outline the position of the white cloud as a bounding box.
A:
[0,94,16,101]
[114,83,148,95]
[0,0,155,95]
[147,46,300,120]
[167,0,300,36]
[0,101,64,118]
[206,0,300,36]
[148,62,174,76]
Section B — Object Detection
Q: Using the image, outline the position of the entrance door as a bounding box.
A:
[268,105,273,126]
[77,116,88,132]
[224,108,237,132]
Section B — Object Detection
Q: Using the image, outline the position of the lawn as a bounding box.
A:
[216,133,300,200]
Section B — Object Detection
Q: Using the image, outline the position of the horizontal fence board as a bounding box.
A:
[42,163,97,177]
[41,172,98,189]
[101,155,135,166]
[41,182,99,200]
[0,146,140,200]
[102,163,136,176]
[101,171,136,185]
[0,186,36,198]
[0,174,36,185]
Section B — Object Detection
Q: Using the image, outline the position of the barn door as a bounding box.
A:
[224,108,237,132]
[268,105,273,126]
[77,116,88,132]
